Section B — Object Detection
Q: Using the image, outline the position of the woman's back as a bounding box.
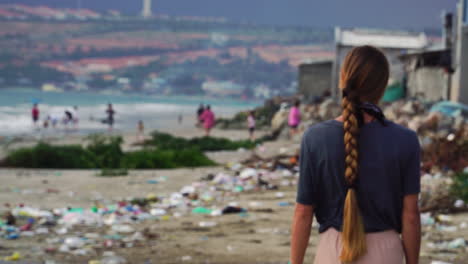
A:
[290,45,421,264]
[297,119,420,234]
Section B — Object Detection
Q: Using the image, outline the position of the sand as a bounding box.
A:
[0,128,467,263]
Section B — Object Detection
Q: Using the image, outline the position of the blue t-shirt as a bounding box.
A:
[296,119,421,233]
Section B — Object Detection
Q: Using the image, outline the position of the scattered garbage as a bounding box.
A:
[222,206,246,214]
[199,221,217,228]
[278,202,293,207]
[0,97,466,262]
[181,256,192,261]
[3,252,21,261]
[111,225,135,234]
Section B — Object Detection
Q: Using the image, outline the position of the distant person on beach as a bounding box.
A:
[288,100,301,139]
[197,104,205,126]
[106,104,115,131]
[247,110,256,141]
[178,114,183,124]
[72,106,79,130]
[43,118,49,129]
[291,46,421,264]
[32,104,39,127]
[200,105,215,137]
[64,109,73,130]
[137,120,144,143]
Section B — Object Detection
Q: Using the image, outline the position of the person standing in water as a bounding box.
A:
[197,104,205,126]
[200,105,215,137]
[137,120,144,143]
[72,106,79,131]
[288,100,301,139]
[290,46,421,264]
[178,114,183,124]
[32,104,40,128]
[106,104,115,132]
[247,110,256,141]
[64,109,74,131]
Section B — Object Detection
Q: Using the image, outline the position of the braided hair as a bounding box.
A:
[339,46,389,263]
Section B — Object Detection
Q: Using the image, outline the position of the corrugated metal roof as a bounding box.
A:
[336,27,428,49]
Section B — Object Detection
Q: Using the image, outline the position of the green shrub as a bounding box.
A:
[122,148,216,169]
[5,143,96,169]
[451,171,468,203]
[86,134,124,168]
[2,134,217,169]
[122,150,177,169]
[149,131,257,151]
[173,148,217,167]
[99,169,129,177]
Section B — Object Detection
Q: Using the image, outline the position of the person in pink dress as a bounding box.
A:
[288,100,301,138]
[200,105,215,137]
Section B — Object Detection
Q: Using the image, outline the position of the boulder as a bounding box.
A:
[319,99,341,120]
[271,109,288,132]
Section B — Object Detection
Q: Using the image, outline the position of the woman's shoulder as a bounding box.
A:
[384,120,418,139]
[302,120,342,142]
[382,121,419,146]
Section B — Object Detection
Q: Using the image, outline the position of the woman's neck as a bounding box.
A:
[335,113,375,123]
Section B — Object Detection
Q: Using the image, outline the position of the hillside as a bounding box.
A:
[0,5,334,99]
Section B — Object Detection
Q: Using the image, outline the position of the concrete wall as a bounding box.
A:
[407,67,447,101]
[298,61,332,102]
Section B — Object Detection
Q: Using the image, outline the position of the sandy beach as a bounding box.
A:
[0,126,467,264]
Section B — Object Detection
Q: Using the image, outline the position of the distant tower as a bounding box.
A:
[142,0,152,18]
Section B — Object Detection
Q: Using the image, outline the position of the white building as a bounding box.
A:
[202,81,244,97]
[332,27,428,98]
[142,0,152,18]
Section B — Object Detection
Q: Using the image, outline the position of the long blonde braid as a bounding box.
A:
[340,89,366,262]
[338,45,389,262]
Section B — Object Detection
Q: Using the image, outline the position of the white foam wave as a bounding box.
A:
[0,102,243,136]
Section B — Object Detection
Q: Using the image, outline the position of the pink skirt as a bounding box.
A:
[314,228,404,264]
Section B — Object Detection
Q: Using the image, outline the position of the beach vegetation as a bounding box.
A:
[451,171,468,203]
[2,135,216,169]
[99,169,129,177]
[4,143,96,169]
[122,148,216,169]
[148,131,258,151]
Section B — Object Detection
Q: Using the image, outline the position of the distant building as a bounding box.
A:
[332,27,428,98]
[202,81,244,97]
[298,60,333,103]
[399,47,452,101]
[42,83,63,92]
[142,0,152,18]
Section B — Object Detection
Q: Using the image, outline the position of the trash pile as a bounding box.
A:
[270,98,468,208]
[421,212,468,262]
[383,100,467,213]
[0,151,300,262]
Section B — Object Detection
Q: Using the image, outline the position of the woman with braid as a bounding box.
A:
[290,46,421,264]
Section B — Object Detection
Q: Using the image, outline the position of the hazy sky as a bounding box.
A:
[0,0,459,29]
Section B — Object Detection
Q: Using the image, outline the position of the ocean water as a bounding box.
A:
[0,89,260,136]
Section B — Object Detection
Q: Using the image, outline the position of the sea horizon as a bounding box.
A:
[0,88,262,137]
